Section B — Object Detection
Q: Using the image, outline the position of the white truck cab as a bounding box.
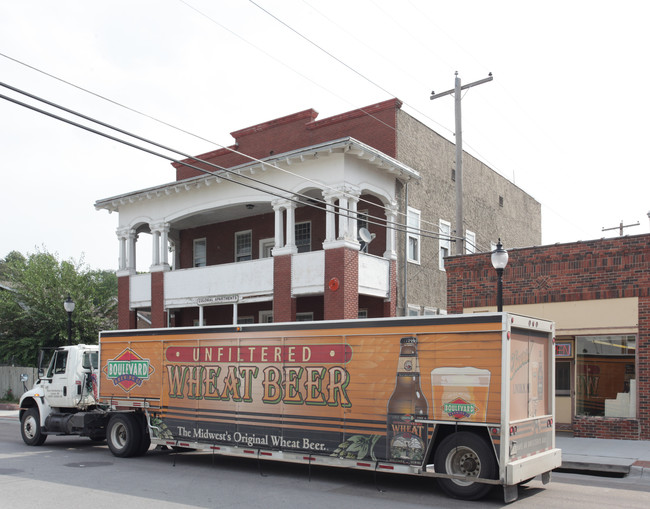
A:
[19,345,102,445]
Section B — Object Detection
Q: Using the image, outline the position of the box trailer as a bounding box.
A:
[20,313,560,502]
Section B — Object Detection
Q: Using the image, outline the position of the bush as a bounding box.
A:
[1,388,18,403]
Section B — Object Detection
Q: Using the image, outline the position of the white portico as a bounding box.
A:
[95,137,418,328]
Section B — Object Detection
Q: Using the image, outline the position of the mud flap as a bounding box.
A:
[503,484,518,503]
[542,471,551,485]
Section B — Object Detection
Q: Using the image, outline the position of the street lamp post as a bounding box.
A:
[491,239,509,312]
[64,295,75,345]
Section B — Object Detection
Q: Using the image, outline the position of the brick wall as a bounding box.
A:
[273,254,295,322]
[445,234,650,439]
[324,247,359,320]
[174,99,400,181]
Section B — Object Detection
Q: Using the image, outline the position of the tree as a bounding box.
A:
[0,249,117,366]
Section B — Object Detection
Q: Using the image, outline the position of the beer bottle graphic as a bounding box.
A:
[386,336,428,464]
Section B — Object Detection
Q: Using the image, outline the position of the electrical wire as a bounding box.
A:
[0,82,453,243]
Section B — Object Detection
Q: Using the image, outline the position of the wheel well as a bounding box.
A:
[19,397,38,420]
[428,425,493,463]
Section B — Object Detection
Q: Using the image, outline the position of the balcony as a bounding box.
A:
[127,251,390,310]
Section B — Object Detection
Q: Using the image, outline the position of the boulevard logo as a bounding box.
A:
[103,348,155,392]
[442,397,478,419]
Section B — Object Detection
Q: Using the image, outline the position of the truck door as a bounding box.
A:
[43,349,73,408]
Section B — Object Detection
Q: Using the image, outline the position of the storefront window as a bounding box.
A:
[576,335,636,417]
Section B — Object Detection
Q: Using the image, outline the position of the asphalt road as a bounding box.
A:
[1,418,649,509]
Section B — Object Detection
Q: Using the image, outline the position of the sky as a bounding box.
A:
[1,0,649,272]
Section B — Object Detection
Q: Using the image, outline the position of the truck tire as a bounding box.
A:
[21,407,47,446]
[434,431,497,500]
[107,414,142,458]
[134,413,151,456]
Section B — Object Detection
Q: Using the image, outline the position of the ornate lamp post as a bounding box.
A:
[491,239,509,312]
[64,295,75,345]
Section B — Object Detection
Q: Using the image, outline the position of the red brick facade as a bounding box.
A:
[173,99,401,181]
[273,254,295,323]
[117,276,136,330]
[445,234,650,439]
[324,247,360,321]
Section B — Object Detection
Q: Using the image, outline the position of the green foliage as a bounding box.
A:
[0,249,118,366]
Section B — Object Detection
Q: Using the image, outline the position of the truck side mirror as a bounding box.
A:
[37,351,45,378]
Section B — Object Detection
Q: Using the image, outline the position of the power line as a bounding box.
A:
[0,82,454,244]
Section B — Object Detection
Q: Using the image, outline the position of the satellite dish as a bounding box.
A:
[359,228,372,243]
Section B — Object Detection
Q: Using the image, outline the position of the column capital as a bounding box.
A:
[150,221,170,234]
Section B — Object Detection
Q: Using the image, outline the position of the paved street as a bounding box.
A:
[1,418,649,508]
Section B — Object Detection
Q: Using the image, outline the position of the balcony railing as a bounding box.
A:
[128,251,390,309]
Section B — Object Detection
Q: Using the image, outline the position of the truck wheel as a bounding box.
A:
[134,414,151,456]
[434,432,497,500]
[21,407,47,446]
[107,414,142,458]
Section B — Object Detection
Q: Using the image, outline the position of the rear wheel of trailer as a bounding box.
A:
[433,431,497,500]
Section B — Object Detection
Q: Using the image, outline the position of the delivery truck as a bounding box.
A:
[19,313,561,502]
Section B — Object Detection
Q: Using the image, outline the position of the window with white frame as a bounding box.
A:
[465,230,477,254]
[296,312,314,321]
[439,220,451,270]
[358,309,368,319]
[408,304,420,316]
[193,238,206,267]
[259,238,274,258]
[295,222,311,253]
[407,207,421,264]
[235,231,252,262]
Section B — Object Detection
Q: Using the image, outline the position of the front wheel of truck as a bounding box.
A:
[434,431,497,500]
[21,407,47,446]
[107,414,141,458]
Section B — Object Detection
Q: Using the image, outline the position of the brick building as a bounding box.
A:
[445,234,650,440]
[95,99,540,330]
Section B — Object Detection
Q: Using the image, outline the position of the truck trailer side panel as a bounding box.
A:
[99,315,519,466]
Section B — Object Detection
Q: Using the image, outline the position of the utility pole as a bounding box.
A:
[431,72,493,255]
[602,220,640,236]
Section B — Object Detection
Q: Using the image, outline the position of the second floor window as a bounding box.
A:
[235,231,252,262]
[193,238,206,267]
[465,230,477,254]
[439,220,451,270]
[407,208,421,263]
[295,222,311,253]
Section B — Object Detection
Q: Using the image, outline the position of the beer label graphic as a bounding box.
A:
[103,348,155,392]
[387,413,426,463]
[442,397,478,419]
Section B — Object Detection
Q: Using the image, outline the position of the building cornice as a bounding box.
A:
[95,137,420,213]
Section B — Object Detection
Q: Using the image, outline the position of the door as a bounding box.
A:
[555,360,573,427]
[43,350,73,408]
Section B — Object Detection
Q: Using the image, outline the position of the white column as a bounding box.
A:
[348,192,359,241]
[285,201,296,248]
[384,202,398,259]
[117,228,128,271]
[324,194,336,242]
[160,224,170,266]
[198,306,204,327]
[272,200,285,250]
[127,230,137,272]
[151,229,160,267]
[337,195,348,240]
[151,222,171,271]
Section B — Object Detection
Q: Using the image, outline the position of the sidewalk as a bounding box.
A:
[1,405,648,477]
[556,432,650,476]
